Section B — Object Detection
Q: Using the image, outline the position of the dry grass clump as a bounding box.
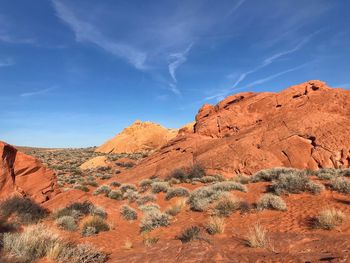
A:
[81,216,110,236]
[252,167,298,182]
[73,184,89,192]
[271,172,324,195]
[120,183,138,193]
[143,233,159,247]
[331,177,350,194]
[138,203,161,214]
[90,206,107,219]
[205,217,225,235]
[136,194,157,205]
[176,226,201,243]
[108,189,123,200]
[187,182,246,212]
[139,179,153,192]
[256,194,287,211]
[120,205,138,220]
[314,208,346,230]
[55,215,77,231]
[213,195,240,217]
[165,187,190,200]
[245,223,268,248]
[210,181,247,192]
[165,198,186,216]
[199,175,225,183]
[167,164,206,183]
[2,224,107,263]
[52,201,94,219]
[93,185,111,196]
[232,174,251,184]
[0,196,48,224]
[151,182,170,194]
[123,189,140,203]
[140,210,170,232]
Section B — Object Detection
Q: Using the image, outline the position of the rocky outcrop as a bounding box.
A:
[96,120,178,154]
[80,156,109,170]
[0,141,59,203]
[119,80,350,182]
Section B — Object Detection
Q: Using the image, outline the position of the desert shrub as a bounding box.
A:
[210,181,247,192]
[187,186,226,212]
[93,185,111,196]
[142,233,159,247]
[73,184,89,192]
[271,173,324,195]
[239,201,253,214]
[139,179,153,192]
[165,198,186,216]
[213,195,240,217]
[108,190,123,200]
[199,175,220,183]
[139,203,161,214]
[252,167,298,182]
[85,180,98,187]
[314,208,346,229]
[140,210,170,232]
[120,205,138,220]
[2,224,62,261]
[55,216,77,231]
[257,194,287,211]
[246,223,267,248]
[53,201,93,219]
[205,217,225,235]
[176,226,201,243]
[110,181,121,187]
[187,164,206,180]
[0,196,48,224]
[231,174,251,184]
[165,187,190,200]
[120,183,137,193]
[168,168,187,182]
[81,216,110,236]
[316,168,342,180]
[331,177,350,194]
[151,182,170,194]
[90,206,107,219]
[136,194,157,205]
[58,243,108,263]
[123,189,140,203]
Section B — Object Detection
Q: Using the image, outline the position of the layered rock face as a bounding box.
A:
[120,81,350,182]
[96,120,178,154]
[0,141,59,203]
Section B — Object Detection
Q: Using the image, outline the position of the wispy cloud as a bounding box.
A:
[52,0,147,70]
[0,58,15,67]
[232,30,320,89]
[226,0,246,17]
[168,43,193,83]
[245,63,308,88]
[20,87,56,97]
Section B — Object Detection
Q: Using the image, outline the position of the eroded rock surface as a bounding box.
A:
[0,141,59,202]
[120,80,350,182]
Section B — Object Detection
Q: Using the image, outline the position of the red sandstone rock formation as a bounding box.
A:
[0,141,59,203]
[119,80,350,182]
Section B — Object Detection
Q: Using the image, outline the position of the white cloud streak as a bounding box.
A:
[0,58,15,67]
[168,43,193,83]
[20,87,56,97]
[52,0,147,70]
[226,0,246,17]
[232,30,320,89]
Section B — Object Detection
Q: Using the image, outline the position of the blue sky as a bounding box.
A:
[1,0,349,148]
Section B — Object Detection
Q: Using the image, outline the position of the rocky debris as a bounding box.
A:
[96,120,178,154]
[119,80,350,182]
[0,141,59,203]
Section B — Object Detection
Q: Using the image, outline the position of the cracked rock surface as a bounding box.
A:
[118,80,350,182]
